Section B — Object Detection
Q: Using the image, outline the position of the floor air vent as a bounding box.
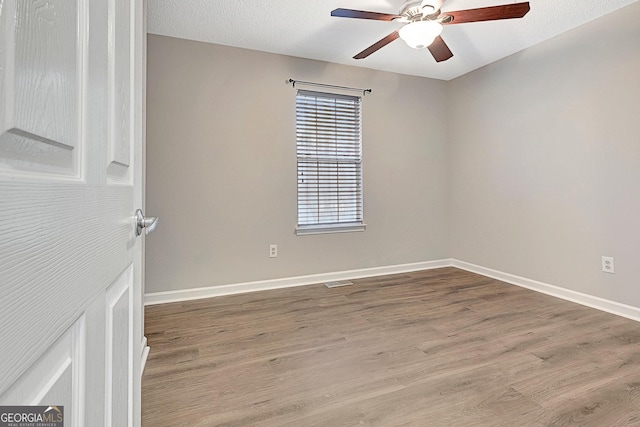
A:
[324,280,354,288]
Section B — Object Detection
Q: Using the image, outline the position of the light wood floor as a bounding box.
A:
[142,267,640,426]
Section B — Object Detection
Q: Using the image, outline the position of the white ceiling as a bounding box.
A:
[147,0,638,81]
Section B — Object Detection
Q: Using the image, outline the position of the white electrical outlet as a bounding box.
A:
[269,244,278,258]
[602,256,614,274]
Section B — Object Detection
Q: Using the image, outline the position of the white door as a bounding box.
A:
[0,0,146,426]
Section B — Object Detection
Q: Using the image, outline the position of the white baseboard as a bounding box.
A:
[144,259,453,306]
[144,258,640,323]
[452,259,640,322]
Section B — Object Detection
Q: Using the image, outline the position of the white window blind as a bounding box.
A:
[296,90,365,234]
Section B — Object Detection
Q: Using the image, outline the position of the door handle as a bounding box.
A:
[135,209,158,236]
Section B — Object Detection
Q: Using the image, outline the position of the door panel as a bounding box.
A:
[0,0,81,175]
[0,317,85,427]
[108,0,132,179]
[0,0,145,425]
[105,265,133,427]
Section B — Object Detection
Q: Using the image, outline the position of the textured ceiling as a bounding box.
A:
[147,0,639,81]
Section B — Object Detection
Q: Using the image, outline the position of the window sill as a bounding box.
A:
[295,223,366,236]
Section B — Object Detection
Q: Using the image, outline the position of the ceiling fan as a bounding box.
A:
[331,1,530,63]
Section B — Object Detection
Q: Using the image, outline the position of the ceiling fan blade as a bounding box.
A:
[331,8,400,21]
[354,31,400,59]
[427,36,453,62]
[442,2,530,25]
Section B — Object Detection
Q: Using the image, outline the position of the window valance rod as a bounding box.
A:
[287,78,372,96]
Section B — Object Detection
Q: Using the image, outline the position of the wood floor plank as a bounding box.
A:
[142,267,640,426]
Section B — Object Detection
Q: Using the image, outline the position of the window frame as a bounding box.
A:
[295,89,366,236]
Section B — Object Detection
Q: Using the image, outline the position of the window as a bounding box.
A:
[295,90,365,235]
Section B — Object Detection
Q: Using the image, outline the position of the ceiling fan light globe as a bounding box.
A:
[399,21,443,49]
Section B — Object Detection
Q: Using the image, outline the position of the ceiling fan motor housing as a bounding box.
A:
[398,1,442,23]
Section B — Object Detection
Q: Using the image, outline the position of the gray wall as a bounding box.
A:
[449,2,640,306]
[146,35,451,293]
[147,2,640,308]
